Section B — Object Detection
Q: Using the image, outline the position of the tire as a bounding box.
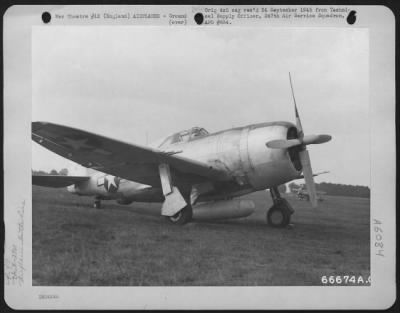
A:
[267,205,290,227]
[166,204,193,225]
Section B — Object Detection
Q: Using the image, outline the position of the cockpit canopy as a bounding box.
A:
[157,127,209,148]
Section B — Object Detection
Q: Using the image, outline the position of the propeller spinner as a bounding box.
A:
[266,73,332,208]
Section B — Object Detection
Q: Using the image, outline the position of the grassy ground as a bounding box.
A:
[32,186,370,286]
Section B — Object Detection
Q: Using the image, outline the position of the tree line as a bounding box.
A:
[32,168,68,176]
[288,182,370,198]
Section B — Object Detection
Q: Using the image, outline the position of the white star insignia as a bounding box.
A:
[107,176,118,189]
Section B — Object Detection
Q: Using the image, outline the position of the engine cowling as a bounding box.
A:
[245,123,302,189]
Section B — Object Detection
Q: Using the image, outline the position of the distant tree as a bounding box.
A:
[278,181,369,198]
[32,169,48,176]
[59,168,68,176]
[315,182,370,198]
[50,169,58,175]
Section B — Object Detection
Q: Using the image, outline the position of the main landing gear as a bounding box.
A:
[267,187,294,228]
[159,163,193,225]
[167,202,193,225]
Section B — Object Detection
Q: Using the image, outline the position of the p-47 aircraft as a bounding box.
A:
[32,77,332,227]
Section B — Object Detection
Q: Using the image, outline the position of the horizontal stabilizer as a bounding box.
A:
[32,175,90,188]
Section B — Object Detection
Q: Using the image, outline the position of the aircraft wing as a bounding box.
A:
[32,122,231,187]
[32,175,90,188]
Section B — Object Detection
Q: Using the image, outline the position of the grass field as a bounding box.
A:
[32,185,370,286]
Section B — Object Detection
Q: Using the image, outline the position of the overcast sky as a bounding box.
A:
[32,26,369,186]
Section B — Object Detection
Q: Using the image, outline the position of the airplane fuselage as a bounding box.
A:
[68,121,302,204]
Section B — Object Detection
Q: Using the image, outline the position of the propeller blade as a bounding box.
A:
[266,134,331,149]
[302,134,332,145]
[299,149,318,208]
[266,139,302,149]
[289,72,304,138]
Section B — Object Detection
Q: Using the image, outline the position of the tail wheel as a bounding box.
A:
[166,204,193,225]
[267,205,291,227]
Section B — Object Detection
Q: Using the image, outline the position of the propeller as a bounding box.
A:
[266,73,332,208]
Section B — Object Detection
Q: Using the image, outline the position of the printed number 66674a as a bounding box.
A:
[321,275,371,285]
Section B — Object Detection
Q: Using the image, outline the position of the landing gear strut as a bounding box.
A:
[267,187,294,227]
[159,163,192,225]
[93,199,101,209]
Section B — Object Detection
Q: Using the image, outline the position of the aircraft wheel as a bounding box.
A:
[267,205,290,227]
[93,200,101,209]
[166,204,193,225]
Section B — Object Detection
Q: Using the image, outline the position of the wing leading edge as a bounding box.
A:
[32,122,230,187]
